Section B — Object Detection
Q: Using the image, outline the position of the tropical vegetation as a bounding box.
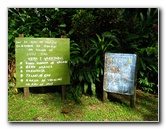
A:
[8,8,158,102]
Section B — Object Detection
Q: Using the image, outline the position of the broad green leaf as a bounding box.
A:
[70,51,80,55]
[84,49,91,57]
[139,71,144,77]
[58,24,66,28]
[34,34,39,36]
[150,64,158,73]
[95,56,101,66]
[140,12,144,22]
[88,54,96,63]
[90,39,98,47]
[103,41,113,52]
[147,66,152,71]
[8,35,13,40]
[55,8,59,11]
[70,42,79,47]
[96,34,101,42]
[140,59,146,70]
[147,8,151,18]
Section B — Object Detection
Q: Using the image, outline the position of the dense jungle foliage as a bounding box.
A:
[8,8,158,100]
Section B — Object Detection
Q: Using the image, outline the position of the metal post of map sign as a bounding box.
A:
[15,37,70,98]
[103,53,137,108]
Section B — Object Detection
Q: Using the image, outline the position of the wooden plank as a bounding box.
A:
[19,34,30,99]
[103,91,108,102]
[130,54,138,108]
[23,87,30,99]
[130,92,136,108]
[62,85,66,100]
[61,35,67,100]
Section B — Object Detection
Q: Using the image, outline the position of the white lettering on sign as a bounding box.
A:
[27,48,33,51]
[31,83,38,86]
[44,45,56,48]
[24,41,28,43]
[57,60,68,64]
[44,57,63,61]
[23,44,33,47]
[26,69,45,73]
[36,62,49,65]
[36,45,40,47]
[57,78,62,81]
[26,52,36,56]
[50,62,54,65]
[36,48,46,52]
[39,74,43,77]
[47,78,62,82]
[26,62,35,65]
[30,41,37,44]
[26,74,38,77]
[46,82,53,85]
[16,41,21,44]
[39,65,52,68]
[26,66,36,69]
[26,83,31,86]
[28,57,38,61]
[16,45,20,47]
[15,38,70,87]
[26,79,39,82]
[49,49,53,52]
[44,74,51,77]
[41,79,46,82]
[45,41,51,44]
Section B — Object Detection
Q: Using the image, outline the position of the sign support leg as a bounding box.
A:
[24,87,30,99]
[103,90,107,102]
[62,85,66,100]
[19,34,30,99]
[130,54,138,108]
[130,85,136,108]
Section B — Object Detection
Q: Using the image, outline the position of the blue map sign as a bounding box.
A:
[103,53,137,95]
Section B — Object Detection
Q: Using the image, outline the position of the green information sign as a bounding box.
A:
[15,38,70,88]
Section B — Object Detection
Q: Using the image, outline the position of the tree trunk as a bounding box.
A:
[95,74,103,100]
[86,82,92,96]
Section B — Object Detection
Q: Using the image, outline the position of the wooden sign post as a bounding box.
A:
[18,34,29,99]
[130,55,138,108]
[61,36,67,100]
[15,36,70,99]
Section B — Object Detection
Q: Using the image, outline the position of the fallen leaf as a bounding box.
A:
[34,116,42,121]
[61,109,69,114]
[49,108,54,111]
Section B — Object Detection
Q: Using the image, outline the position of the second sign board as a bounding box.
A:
[103,53,137,95]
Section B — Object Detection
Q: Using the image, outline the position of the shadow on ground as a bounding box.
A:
[107,90,158,121]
